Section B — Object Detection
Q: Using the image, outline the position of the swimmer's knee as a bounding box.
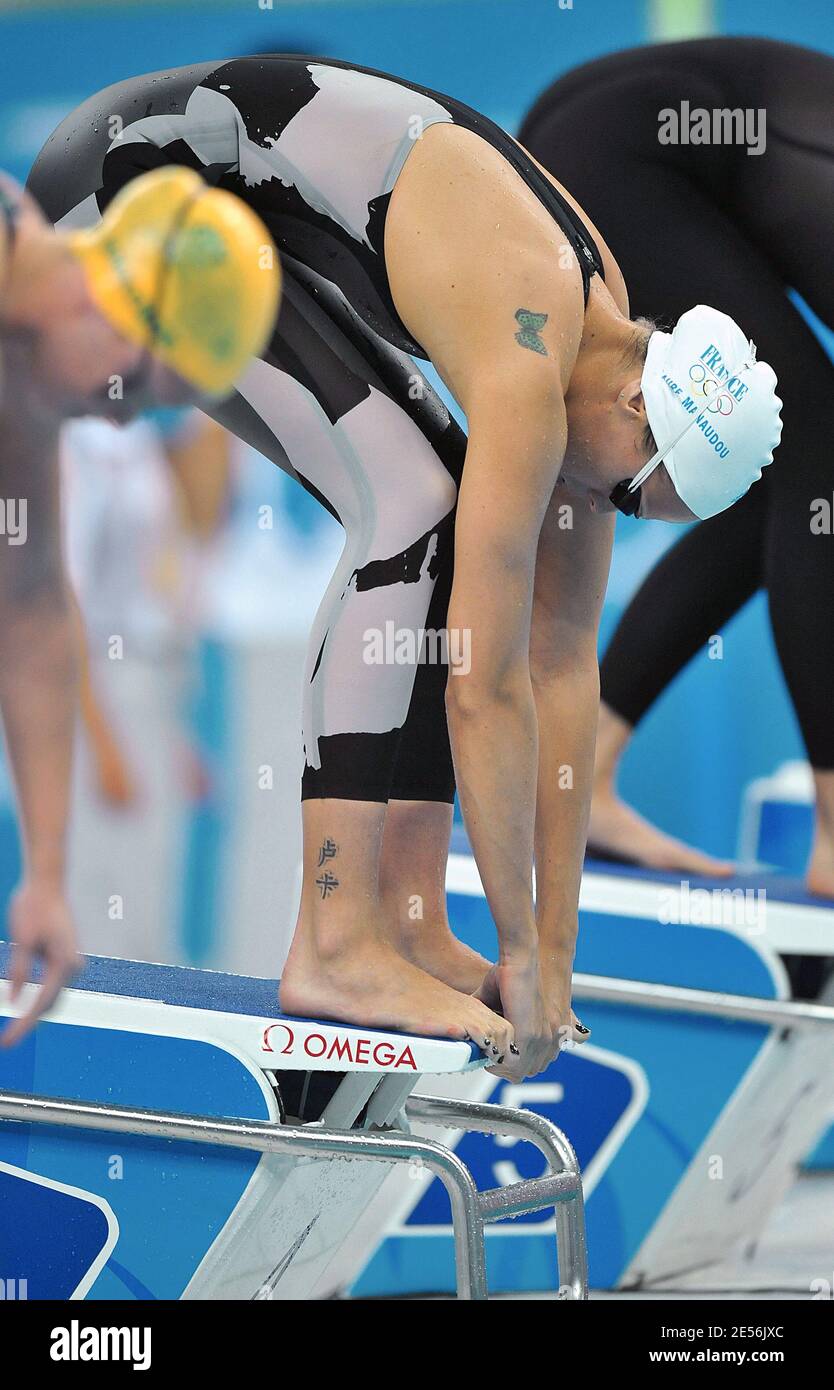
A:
[404,458,458,536]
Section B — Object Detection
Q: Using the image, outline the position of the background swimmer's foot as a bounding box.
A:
[807,838,834,898]
[589,788,734,878]
[808,774,834,898]
[280,934,512,1050]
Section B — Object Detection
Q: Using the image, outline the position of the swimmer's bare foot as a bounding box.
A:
[280,933,513,1052]
[392,920,492,994]
[589,786,735,878]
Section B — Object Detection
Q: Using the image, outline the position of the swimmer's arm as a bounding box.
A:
[445,368,568,952]
[0,408,81,1042]
[385,122,582,953]
[529,484,614,971]
[0,412,76,879]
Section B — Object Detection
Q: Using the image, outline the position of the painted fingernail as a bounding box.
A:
[496,1055,505,1064]
[509,1043,520,1055]
[575,1021,590,1036]
[483,1036,492,1048]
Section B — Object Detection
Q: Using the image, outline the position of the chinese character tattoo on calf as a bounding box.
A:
[316,838,340,899]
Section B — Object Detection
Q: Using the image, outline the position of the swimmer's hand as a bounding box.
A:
[540,958,591,1053]
[1,879,82,1047]
[474,953,557,1080]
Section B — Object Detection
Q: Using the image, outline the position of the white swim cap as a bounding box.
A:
[638,305,783,519]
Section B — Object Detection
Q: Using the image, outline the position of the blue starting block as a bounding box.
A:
[0,946,587,1301]
[354,833,834,1296]
[738,761,834,1170]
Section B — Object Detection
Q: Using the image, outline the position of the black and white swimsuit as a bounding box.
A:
[29,56,604,803]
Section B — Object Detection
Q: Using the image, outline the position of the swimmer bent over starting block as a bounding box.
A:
[17,54,783,1079]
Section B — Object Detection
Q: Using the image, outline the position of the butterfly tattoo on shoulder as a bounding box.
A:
[514,308,549,356]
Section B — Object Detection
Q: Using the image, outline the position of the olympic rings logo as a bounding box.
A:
[689,363,734,415]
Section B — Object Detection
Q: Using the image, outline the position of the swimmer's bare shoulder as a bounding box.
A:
[385,122,582,408]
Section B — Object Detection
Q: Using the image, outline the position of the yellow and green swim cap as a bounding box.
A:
[70,166,281,398]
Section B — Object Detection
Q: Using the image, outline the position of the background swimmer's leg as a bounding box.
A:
[590,491,763,875]
[728,47,834,329]
[734,99,834,896]
[598,493,764,738]
[523,75,834,886]
[760,321,834,895]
